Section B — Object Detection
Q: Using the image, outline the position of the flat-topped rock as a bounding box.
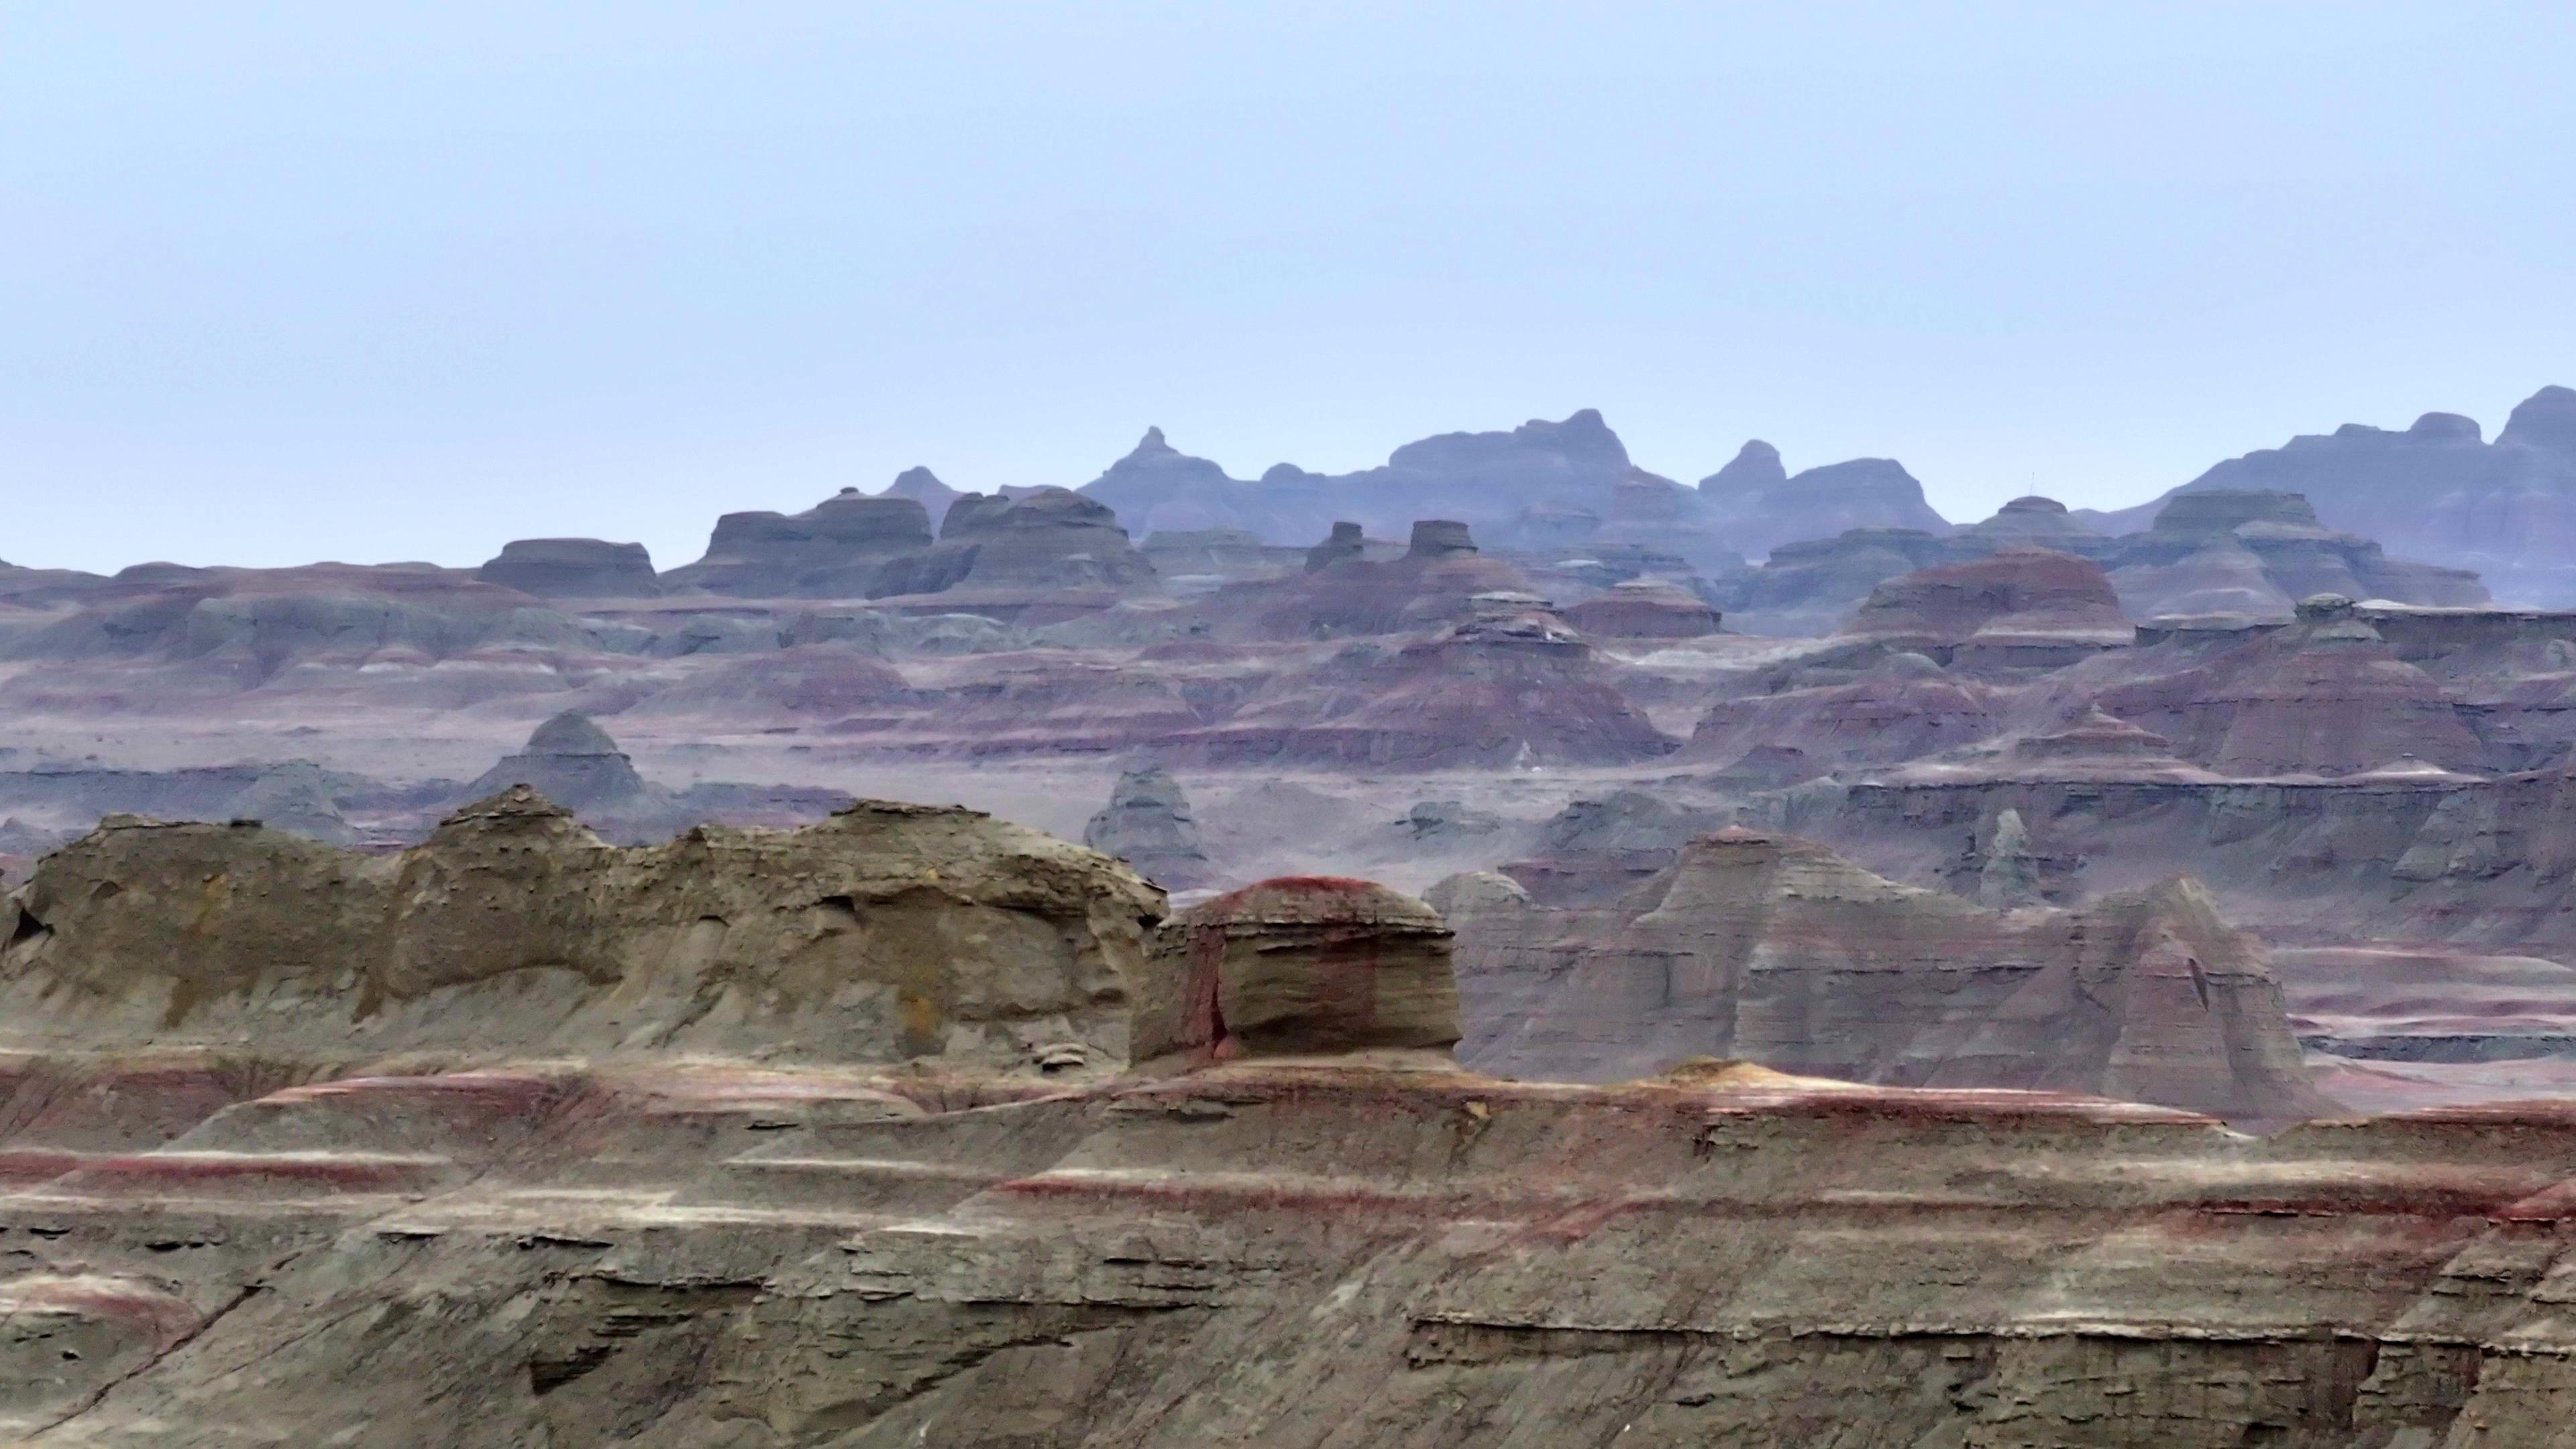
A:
[1405,519,1479,559]
[473,537,661,597]
[663,490,936,597]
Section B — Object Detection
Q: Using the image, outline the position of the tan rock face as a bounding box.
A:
[1130,875,1459,1073]
[0,787,1165,1076]
[1437,827,2328,1122]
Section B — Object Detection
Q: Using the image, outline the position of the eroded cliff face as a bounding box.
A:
[9,808,2576,1445]
[1434,828,2327,1123]
[0,786,1164,1077]
[10,1055,2576,1446]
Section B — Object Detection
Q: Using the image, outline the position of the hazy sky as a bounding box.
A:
[6,3,2573,573]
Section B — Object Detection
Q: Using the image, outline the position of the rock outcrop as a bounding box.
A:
[1303,520,1366,572]
[0,789,1163,1073]
[464,710,651,811]
[1163,612,1675,768]
[1081,767,1211,889]
[1438,828,2328,1122]
[1843,548,2133,666]
[1560,578,1721,639]
[473,537,661,598]
[663,490,938,597]
[222,761,360,846]
[2108,488,2489,622]
[872,486,1157,600]
[1403,519,1478,559]
[2100,595,2488,776]
[1129,875,1458,1073]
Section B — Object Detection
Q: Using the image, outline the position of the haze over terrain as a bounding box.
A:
[16,7,2576,1445]
[7,3,2573,571]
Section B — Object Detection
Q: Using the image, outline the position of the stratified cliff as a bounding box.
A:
[1432,827,2328,1123]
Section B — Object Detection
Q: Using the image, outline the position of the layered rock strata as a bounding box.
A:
[1130,875,1460,1073]
[1436,827,2328,1122]
[0,788,1162,1074]
[473,537,661,598]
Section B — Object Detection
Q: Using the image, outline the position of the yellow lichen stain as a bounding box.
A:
[188,872,233,936]
[896,989,946,1056]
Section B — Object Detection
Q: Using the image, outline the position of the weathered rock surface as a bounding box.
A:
[1081,767,1211,889]
[2101,595,2488,776]
[1130,875,1458,1072]
[20,1038,2576,1446]
[873,486,1157,601]
[1441,827,2328,1122]
[0,788,1162,1074]
[1161,612,1675,768]
[473,537,661,598]
[1561,578,1721,639]
[1844,547,2133,666]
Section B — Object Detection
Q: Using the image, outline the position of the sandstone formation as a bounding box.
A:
[1438,827,2328,1122]
[1404,519,1477,559]
[1303,520,1365,571]
[1843,547,2133,666]
[0,789,1163,1073]
[663,489,938,598]
[15,1050,2576,1444]
[1128,875,1458,1073]
[2108,488,2489,622]
[1681,653,2000,779]
[1081,767,1212,889]
[1964,493,2099,543]
[1162,611,1676,768]
[872,486,1157,601]
[472,537,660,598]
[1560,577,1721,639]
[2101,594,2487,776]
[1136,527,1303,592]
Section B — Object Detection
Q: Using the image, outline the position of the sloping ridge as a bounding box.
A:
[1438,827,2328,1122]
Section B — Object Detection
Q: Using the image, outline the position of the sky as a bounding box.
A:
[5,1,2573,574]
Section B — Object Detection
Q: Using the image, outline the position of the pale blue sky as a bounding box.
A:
[5,2,2571,572]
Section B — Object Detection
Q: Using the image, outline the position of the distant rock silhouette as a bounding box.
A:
[2084,386,2576,605]
[474,538,660,598]
[663,490,936,598]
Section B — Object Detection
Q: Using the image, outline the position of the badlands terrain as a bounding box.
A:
[12,392,2576,1442]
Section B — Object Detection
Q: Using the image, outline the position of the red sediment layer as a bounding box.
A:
[0,1147,84,1184]
[59,1154,444,1191]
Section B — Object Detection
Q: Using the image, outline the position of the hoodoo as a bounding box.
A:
[1130,875,1460,1073]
